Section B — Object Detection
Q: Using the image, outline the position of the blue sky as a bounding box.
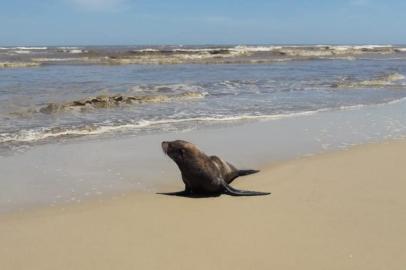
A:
[0,0,405,45]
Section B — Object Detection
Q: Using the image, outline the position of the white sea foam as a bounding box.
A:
[57,47,87,54]
[132,47,231,54]
[230,44,396,58]
[339,96,406,110]
[338,104,367,111]
[234,45,283,51]
[13,50,32,54]
[329,45,391,51]
[57,47,80,50]
[15,46,48,50]
[69,49,86,54]
[172,48,229,53]
[134,48,161,53]
[233,45,393,52]
[129,83,205,94]
[382,96,406,105]
[352,45,392,50]
[3,95,406,145]
[333,72,405,88]
[0,110,326,144]
[0,62,41,68]
[31,58,83,62]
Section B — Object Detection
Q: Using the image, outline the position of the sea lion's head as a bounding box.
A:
[162,140,202,165]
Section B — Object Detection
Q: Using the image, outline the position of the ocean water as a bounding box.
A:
[3,44,406,212]
[2,45,406,154]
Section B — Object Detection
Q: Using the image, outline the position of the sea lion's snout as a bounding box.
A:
[161,141,169,154]
[162,140,188,161]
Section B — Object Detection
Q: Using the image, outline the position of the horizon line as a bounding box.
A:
[1,43,404,47]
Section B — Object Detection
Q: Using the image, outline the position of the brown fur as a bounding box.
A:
[161,140,269,196]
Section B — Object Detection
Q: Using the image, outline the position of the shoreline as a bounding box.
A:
[0,136,404,217]
[2,95,406,214]
[1,139,406,269]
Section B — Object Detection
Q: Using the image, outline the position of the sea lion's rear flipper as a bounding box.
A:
[228,169,260,184]
[220,179,270,196]
[238,169,260,176]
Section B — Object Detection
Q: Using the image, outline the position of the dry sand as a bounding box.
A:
[1,140,405,270]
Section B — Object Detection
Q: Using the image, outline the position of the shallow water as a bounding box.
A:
[2,97,406,213]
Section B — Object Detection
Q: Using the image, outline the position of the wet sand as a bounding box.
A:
[1,139,405,270]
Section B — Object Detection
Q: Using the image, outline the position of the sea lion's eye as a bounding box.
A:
[178,149,185,157]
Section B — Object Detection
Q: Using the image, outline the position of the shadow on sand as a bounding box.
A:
[156,191,222,198]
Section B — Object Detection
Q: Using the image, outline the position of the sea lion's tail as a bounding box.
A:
[238,169,260,176]
[221,181,270,196]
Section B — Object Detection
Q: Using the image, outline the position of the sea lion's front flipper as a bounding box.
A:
[220,179,270,196]
[157,186,192,196]
[238,169,260,176]
[157,190,190,196]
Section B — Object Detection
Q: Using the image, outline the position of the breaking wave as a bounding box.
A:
[2,97,406,145]
[56,47,88,54]
[37,91,206,114]
[2,44,404,67]
[129,45,396,56]
[0,110,325,144]
[0,62,42,68]
[332,72,405,88]
[113,45,399,63]
[15,46,48,50]
[31,57,83,62]
[129,83,205,94]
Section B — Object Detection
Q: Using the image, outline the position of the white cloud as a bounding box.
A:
[68,0,128,11]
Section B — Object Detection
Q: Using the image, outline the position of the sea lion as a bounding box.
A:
[161,140,270,196]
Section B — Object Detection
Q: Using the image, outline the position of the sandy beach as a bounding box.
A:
[1,139,405,270]
[2,1,406,269]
